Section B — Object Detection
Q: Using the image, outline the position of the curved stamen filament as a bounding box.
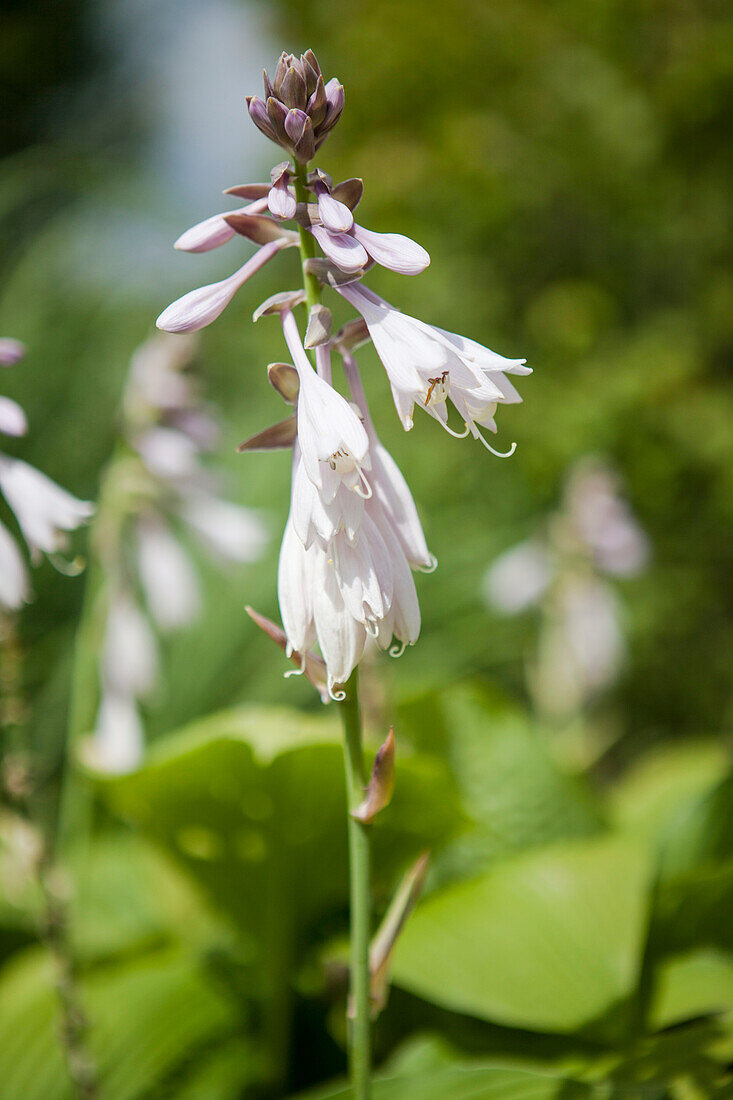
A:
[474,426,517,458]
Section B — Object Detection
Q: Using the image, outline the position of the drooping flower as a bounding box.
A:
[0,343,92,610]
[278,444,420,698]
[337,282,529,453]
[340,348,435,572]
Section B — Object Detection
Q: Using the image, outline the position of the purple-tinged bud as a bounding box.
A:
[272,53,290,95]
[318,78,345,141]
[301,53,320,97]
[351,224,430,276]
[278,65,307,111]
[246,96,277,143]
[268,164,296,220]
[249,51,344,159]
[306,74,327,129]
[310,226,368,274]
[174,208,247,253]
[285,109,315,163]
[303,49,321,77]
[266,97,290,143]
[156,242,282,333]
[312,172,353,233]
[0,339,25,366]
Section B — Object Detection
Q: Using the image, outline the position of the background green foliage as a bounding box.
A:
[0,0,732,1096]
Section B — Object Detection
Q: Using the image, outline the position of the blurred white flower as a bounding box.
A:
[533,578,624,718]
[89,333,267,772]
[0,343,92,610]
[484,457,650,715]
[87,691,146,776]
[136,515,201,630]
[0,459,94,563]
[484,539,553,615]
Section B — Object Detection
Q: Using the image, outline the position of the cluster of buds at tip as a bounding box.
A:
[247,50,344,162]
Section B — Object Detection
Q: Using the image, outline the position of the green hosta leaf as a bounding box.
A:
[96,705,462,950]
[650,949,733,1031]
[609,741,730,844]
[293,1062,604,1099]
[398,686,603,877]
[0,943,250,1100]
[390,835,651,1034]
[657,773,733,881]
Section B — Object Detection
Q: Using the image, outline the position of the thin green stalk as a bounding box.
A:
[292,161,322,313]
[339,671,372,1100]
[290,195,372,1094]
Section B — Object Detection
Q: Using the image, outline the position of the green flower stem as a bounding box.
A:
[290,192,372,1094]
[292,161,322,314]
[339,671,372,1100]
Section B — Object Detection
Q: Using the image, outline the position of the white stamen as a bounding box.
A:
[474,427,517,458]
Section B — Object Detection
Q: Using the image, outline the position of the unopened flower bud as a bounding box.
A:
[248,51,345,161]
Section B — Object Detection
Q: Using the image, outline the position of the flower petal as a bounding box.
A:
[0,518,30,610]
[137,516,201,631]
[352,224,430,275]
[310,226,368,274]
[156,241,281,333]
[0,396,27,437]
[0,456,93,560]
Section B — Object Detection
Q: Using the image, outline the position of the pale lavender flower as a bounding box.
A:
[157,240,287,334]
[310,220,430,277]
[565,462,650,577]
[0,339,25,366]
[268,163,297,220]
[338,282,528,454]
